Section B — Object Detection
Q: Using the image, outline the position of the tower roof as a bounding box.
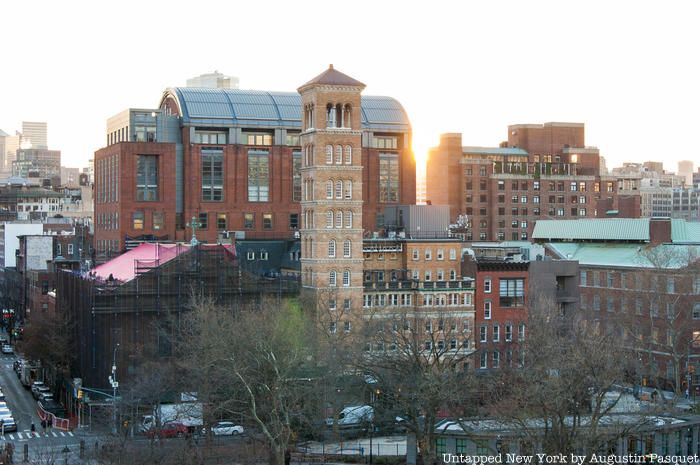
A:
[298,64,365,91]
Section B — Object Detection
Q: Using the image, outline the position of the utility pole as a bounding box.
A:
[108,343,120,434]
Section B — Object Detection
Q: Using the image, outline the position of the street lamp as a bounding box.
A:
[108,343,120,434]
[369,388,380,465]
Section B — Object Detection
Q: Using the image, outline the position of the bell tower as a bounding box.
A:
[298,65,365,326]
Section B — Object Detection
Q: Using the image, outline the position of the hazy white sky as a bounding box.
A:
[1,0,698,174]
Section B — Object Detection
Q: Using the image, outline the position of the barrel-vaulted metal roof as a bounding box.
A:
[161,87,411,132]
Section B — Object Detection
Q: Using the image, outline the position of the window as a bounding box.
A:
[425,249,432,260]
[425,271,432,281]
[329,299,337,311]
[326,211,333,228]
[607,272,614,287]
[343,240,351,258]
[484,300,492,319]
[343,270,350,287]
[484,278,491,293]
[493,325,500,342]
[493,351,500,368]
[344,180,352,199]
[450,270,457,280]
[449,249,457,260]
[247,149,269,201]
[67,243,74,255]
[694,304,700,320]
[480,325,487,342]
[325,145,333,164]
[518,322,526,341]
[666,277,675,294]
[247,251,255,260]
[412,249,419,260]
[153,211,164,230]
[593,294,601,311]
[329,321,337,334]
[289,213,299,229]
[244,213,254,229]
[499,278,524,307]
[335,145,342,164]
[201,148,224,201]
[56,243,61,255]
[132,211,144,230]
[344,321,352,333]
[345,211,352,228]
[263,213,272,230]
[344,145,352,164]
[328,240,336,258]
[136,155,158,201]
[437,248,444,260]
[335,180,343,199]
[245,133,272,145]
[505,324,512,342]
[336,211,343,228]
[292,150,302,201]
[198,212,208,229]
[533,181,540,191]
[580,271,587,286]
[436,438,447,455]
[326,181,333,199]
[379,153,399,202]
[329,271,337,287]
[437,269,444,281]
[480,351,487,369]
[260,251,268,260]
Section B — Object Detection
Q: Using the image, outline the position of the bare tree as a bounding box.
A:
[178,297,317,465]
[356,308,476,465]
[487,290,641,455]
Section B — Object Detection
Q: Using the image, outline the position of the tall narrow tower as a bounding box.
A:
[298,65,365,326]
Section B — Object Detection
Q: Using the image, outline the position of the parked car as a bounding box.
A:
[1,345,13,354]
[30,381,45,396]
[0,416,17,432]
[38,392,54,403]
[32,386,51,400]
[209,421,244,436]
[146,422,189,439]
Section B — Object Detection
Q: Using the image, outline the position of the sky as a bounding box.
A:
[1,0,699,175]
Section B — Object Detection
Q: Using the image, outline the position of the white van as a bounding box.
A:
[325,405,374,429]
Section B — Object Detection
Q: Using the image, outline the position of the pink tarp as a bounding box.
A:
[91,243,189,283]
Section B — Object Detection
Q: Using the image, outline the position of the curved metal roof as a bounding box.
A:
[161,88,410,132]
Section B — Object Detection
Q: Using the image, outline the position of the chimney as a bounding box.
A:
[649,217,672,244]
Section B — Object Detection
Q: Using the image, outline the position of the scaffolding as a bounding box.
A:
[57,244,300,388]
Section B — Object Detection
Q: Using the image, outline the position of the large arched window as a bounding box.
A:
[326,180,333,199]
[325,145,333,164]
[335,145,343,164]
[335,211,343,229]
[326,211,333,228]
[343,270,351,287]
[344,145,352,164]
[328,239,336,258]
[329,270,337,287]
[343,240,351,258]
[326,104,336,128]
[345,211,353,228]
[344,180,352,199]
[335,180,343,199]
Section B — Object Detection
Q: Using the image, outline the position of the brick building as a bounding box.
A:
[362,237,475,363]
[463,243,579,371]
[426,123,640,242]
[94,73,415,262]
[537,218,700,391]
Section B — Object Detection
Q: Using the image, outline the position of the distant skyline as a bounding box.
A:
[1,1,698,173]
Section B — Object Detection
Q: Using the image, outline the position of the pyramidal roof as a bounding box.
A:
[298,64,365,91]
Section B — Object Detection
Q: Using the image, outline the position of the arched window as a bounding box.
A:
[328,239,336,258]
[343,270,351,287]
[344,145,352,164]
[335,145,343,164]
[325,145,333,164]
[329,270,337,287]
[344,180,352,199]
[343,240,351,258]
[336,211,343,228]
[326,211,333,228]
[345,211,353,228]
[326,180,333,199]
[336,103,343,128]
[343,105,352,129]
[326,104,335,128]
[335,180,343,199]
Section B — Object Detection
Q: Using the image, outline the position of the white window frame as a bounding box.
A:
[484,300,492,319]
